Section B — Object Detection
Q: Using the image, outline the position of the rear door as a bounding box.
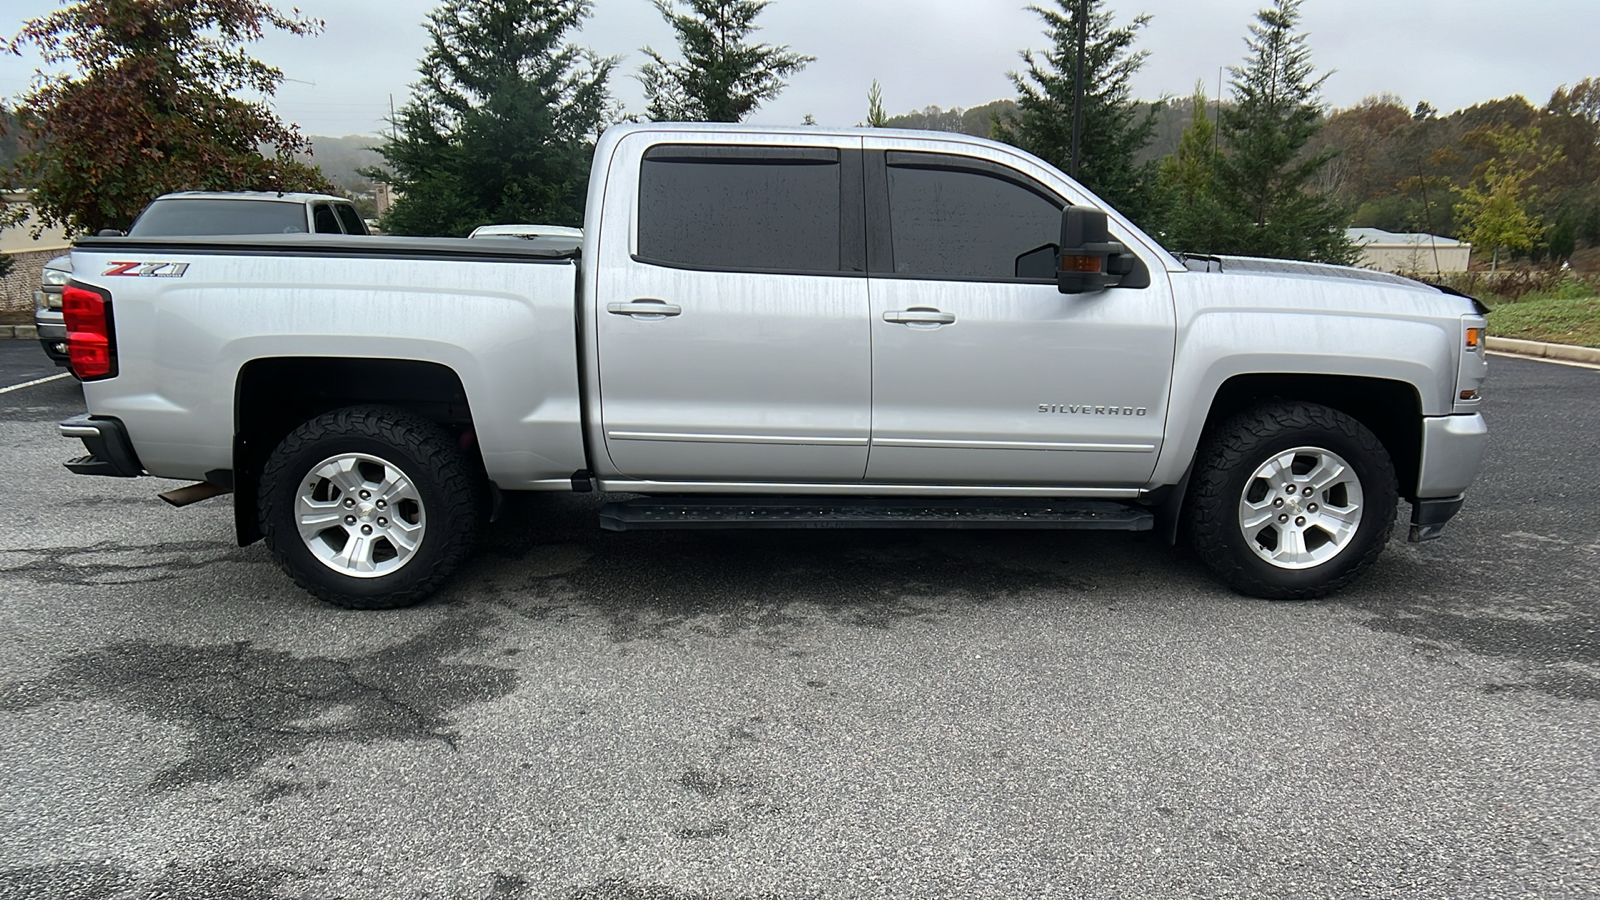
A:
[591,136,871,483]
[862,145,1176,487]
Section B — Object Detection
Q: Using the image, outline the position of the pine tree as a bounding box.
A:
[866,80,889,128]
[371,0,616,236]
[992,0,1161,225]
[5,0,330,234]
[639,0,813,123]
[1155,83,1231,252]
[1208,0,1355,263]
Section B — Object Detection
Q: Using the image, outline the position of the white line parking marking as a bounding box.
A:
[1488,351,1600,372]
[0,372,72,395]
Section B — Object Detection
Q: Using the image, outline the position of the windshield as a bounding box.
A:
[128,199,309,236]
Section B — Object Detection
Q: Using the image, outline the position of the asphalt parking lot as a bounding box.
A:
[0,341,1596,899]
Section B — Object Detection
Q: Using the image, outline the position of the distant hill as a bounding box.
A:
[880,97,1200,167]
[298,135,386,194]
[0,107,25,180]
[882,99,1017,137]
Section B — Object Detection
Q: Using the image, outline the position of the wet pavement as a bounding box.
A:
[1,341,1596,899]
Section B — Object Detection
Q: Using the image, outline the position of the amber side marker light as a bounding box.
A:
[1059,255,1104,273]
[1465,327,1483,349]
[1460,389,1480,401]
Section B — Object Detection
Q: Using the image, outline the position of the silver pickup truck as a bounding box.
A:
[56,123,1489,609]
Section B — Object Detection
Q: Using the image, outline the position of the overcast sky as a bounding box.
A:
[4,0,1598,138]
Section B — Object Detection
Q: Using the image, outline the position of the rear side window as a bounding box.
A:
[885,153,1063,281]
[333,204,368,235]
[312,204,342,234]
[637,145,842,274]
[128,199,310,236]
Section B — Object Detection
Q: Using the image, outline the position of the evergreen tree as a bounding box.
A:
[866,80,889,128]
[5,0,330,235]
[639,0,813,123]
[992,0,1161,225]
[372,0,616,236]
[1155,83,1230,252]
[1207,0,1355,263]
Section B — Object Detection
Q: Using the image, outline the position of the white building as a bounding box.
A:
[1347,227,1471,275]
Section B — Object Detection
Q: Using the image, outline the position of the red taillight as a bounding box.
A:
[62,283,116,380]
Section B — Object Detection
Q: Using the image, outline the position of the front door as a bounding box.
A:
[594,139,871,483]
[864,148,1176,487]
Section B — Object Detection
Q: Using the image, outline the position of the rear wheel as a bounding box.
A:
[259,406,481,609]
[1188,401,1397,599]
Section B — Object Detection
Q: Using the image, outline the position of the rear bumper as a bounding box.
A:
[60,414,144,477]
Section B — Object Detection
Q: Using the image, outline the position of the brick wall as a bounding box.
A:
[1,248,69,313]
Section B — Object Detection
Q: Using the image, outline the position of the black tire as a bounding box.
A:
[1188,401,1397,600]
[258,406,482,609]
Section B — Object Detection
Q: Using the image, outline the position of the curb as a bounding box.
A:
[0,325,39,340]
[1486,336,1600,365]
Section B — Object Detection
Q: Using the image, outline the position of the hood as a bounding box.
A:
[1179,253,1428,290]
[1176,252,1488,315]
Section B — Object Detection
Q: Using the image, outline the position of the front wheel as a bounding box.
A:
[259,407,482,609]
[1188,401,1398,600]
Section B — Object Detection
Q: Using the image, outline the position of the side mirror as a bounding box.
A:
[1057,207,1148,293]
[97,229,125,237]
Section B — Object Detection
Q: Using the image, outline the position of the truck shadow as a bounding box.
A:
[465,491,1202,642]
[471,493,1600,703]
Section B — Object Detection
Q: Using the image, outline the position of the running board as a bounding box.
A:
[599,496,1154,531]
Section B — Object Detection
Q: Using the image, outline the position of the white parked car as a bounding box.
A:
[467,224,583,239]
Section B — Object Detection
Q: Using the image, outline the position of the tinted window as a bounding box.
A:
[886,158,1063,280]
[128,199,309,236]
[312,204,341,234]
[638,146,841,273]
[333,203,368,235]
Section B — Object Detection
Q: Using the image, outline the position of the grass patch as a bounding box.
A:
[1485,294,1600,347]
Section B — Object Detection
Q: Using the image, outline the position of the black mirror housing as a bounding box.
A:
[1056,206,1149,293]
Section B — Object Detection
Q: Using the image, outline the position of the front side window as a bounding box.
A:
[885,154,1063,281]
[637,146,842,274]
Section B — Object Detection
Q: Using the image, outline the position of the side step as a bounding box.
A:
[599,496,1153,532]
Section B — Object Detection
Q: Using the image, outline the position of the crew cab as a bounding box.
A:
[34,191,368,365]
[55,124,1490,608]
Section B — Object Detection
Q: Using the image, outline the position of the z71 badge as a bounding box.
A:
[103,261,190,277]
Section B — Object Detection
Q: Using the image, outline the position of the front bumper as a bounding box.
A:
[60,414,144,477]
[1407,413,1488,542]
[34,309,68,364]
[1417,413,1487,498]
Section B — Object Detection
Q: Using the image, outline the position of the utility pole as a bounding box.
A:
[1069,0,1087,179]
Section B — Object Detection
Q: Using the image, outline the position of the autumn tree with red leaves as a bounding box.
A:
[4,0,333,234]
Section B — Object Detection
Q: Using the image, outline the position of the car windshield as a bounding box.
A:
[128,199,308,236]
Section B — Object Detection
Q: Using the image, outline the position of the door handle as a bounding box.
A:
[607,299,682,318]
[883,308,956,325]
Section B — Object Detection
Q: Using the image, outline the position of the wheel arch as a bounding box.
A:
[232,357,479,545]
[1196,373,1424,503]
